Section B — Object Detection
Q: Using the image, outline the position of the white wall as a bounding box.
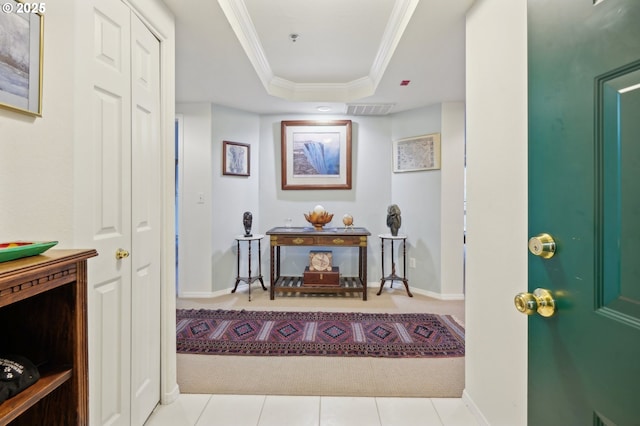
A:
[176,103,214,296]
[258,114,393,280]
[176,103,261,295]
[391,105,443,293]
[465,0,528,425]
[177,106,465,299]
[0,0,75,244]
[441,102,466,299]
[211,104,261,291]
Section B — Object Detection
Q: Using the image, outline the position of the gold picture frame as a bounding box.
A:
[0,1,44,116]
[281,120,352,190]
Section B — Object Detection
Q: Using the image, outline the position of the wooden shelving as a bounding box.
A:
[0,249,97,426]
[273,275,364,295]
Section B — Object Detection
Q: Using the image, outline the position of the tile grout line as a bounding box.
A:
[429,399,446,426]
[374,397,384,426]
[255,395,268,426]
[194,395,213,426]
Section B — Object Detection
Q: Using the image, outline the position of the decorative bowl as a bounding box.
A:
[0,241,58,263]
[304,211,334,230]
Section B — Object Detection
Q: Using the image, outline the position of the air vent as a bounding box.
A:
[345,103,395,116]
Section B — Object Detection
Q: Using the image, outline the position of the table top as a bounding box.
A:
[266,226,370,236]
[378,233,407,239]
[235,234,265,241]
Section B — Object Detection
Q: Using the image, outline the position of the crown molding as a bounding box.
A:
[218,0,419,102]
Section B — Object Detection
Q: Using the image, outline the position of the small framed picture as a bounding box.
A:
[0,2,44,116]
[222,141,250,176]
[393,133,441,172]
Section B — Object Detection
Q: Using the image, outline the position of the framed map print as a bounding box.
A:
[393,133,441,172]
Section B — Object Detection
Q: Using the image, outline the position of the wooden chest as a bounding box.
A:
[303,266,340,286]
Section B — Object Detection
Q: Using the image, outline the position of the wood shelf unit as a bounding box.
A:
[0,249,97,426]
[273,275,364,295]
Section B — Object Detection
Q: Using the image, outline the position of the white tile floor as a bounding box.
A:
[144,394,479,426]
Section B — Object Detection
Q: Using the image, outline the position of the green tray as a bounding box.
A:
[0,241,59,263]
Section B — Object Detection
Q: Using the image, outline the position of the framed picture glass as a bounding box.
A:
[281,120,352,190]
[223,141,250,176]
[393,133,441,172]
[0,2,44,116]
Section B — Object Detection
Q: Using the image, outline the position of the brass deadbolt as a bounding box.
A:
[528,233,556,259]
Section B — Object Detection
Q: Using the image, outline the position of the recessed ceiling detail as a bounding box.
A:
[217,0,420,103]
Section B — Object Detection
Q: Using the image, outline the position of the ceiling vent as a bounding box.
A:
[345,103,396,116]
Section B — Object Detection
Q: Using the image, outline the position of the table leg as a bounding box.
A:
[402,239,413,297]
[390,239,395,288]
[248,240,252,301]
[362,244,368,301]
[258,238,266,290]
[377,238,385,296]
[232,240,241,294]
[270,244,275,300]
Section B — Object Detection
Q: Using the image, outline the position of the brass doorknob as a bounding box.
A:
[115,248,130,260]
[528,233,556,258]
[514,288,556,317]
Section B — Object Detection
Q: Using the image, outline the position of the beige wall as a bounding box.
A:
[0,0,76,244]
[465,0,528,424]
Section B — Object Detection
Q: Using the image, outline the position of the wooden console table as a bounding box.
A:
[0,249,97,426]
[266,227,370,300]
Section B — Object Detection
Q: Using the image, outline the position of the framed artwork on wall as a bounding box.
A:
[0,2,44,116]
[392,133,441,172]
[281,119,352,190]
[223,141,250,176]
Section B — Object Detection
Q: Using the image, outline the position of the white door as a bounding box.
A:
[87,1,132,424]
[81,1,161,425]
[130,12,161,426]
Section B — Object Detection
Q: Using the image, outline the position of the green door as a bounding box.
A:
[528,0,640,424]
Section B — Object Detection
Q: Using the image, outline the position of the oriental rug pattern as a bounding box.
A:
[176,309,465,358]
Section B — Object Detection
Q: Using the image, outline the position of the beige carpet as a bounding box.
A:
[176,286,465,398]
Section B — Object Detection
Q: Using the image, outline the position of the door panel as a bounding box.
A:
[600,62,640,325]
[528,0,640,424]
[130,12,161,426]
[89,1,132,425]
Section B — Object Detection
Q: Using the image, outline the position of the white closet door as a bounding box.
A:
[130,12,161,426]
[88,1,133,425]
[83,1,161,425]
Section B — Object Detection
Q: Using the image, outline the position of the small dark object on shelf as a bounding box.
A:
[243,211,253,237]
[0,354,40,404]
[386,204,402,236]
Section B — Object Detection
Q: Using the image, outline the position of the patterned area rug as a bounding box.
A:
[176,309,465,358]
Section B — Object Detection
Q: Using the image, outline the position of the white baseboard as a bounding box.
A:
[408,286,465,301]
[161,384,180,405]
[462,389,490,426]
[180,284,464,301]
[178,290,219,298]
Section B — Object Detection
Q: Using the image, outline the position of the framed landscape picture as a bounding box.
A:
[281,119,352,190]
[393,133,441,172]
[0,2,44,116]
[223,141,250,176]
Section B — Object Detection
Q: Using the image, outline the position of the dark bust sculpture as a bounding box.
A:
[243,211,253,237]
[386,204,401,236]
